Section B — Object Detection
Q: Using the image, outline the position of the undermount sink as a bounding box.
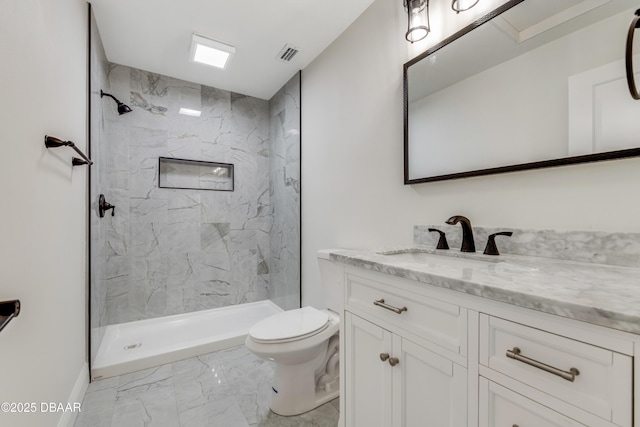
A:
[376,248,542,274]
[376,248,503,266]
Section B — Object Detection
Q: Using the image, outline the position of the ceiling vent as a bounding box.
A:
[276,44,300,63]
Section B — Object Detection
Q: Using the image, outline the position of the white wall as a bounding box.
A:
[301,0,640,307]
[0,0,88,426]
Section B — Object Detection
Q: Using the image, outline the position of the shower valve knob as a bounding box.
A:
[98,194,116,218]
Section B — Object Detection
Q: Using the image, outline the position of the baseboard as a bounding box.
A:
[57,362,89,427]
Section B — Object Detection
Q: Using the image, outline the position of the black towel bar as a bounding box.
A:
[0,300,20,333]
[44,135,93,166]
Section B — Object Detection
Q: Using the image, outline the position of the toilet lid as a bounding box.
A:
[249,306,329,343]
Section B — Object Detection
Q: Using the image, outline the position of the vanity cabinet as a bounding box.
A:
[343,269,468,427]
[336,263,639,427]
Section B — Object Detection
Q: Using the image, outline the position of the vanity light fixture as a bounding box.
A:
[190,34,235,69]
[451,0,479,13]
[404,0,480,43]
[404,0,430,43]
[178,107,202,117]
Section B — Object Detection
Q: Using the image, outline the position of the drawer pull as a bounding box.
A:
[373,299,408,314]
[506,347,580,382]
[388,357,400,367]
[380,352,390,362]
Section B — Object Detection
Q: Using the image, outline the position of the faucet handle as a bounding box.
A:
[428,228,449,250]
[483,231,513,256]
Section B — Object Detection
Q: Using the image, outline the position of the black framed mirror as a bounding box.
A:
[404,0,640,184]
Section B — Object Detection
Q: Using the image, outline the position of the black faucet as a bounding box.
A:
[445,215,475,252]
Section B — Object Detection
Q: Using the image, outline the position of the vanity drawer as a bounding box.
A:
[345,272,466,356]
[480,315,632,427]
[479,377,587,427]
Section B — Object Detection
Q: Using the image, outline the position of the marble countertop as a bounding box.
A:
[325,246,640,335]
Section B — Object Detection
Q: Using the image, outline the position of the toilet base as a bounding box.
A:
[269,353,339,416]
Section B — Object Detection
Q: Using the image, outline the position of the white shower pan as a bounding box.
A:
[92,300,283,380]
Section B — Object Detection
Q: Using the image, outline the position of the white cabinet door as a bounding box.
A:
[345,312,393,427]
[479,377,587,427]
[393,335,467,427]
[346,312,468,427]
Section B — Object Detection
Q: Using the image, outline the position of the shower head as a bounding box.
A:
[100,90,132,115]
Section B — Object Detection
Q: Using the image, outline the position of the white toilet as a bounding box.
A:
[245,257,342,416]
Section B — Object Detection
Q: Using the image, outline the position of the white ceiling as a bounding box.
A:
[90,0,375,100]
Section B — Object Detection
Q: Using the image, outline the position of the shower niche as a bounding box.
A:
[159,157,234,191]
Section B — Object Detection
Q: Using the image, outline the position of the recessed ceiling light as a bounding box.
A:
[190,34,235,69]
[179,107,202,117]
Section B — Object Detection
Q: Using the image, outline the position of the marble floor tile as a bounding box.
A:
[249,401,339,427]
[112,365,180,427]
[73,388,116,427]
[171,354,232,412]
[75,346,338,427]
[178,396,250,427]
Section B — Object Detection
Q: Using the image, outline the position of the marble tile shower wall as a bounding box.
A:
[101,64,276,325]
[268,73,301,310]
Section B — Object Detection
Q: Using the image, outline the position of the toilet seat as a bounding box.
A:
[249,306,329,344]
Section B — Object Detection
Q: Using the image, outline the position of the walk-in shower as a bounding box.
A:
[88,5,301,379]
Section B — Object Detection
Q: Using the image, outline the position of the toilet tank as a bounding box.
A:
[317,250,343,313]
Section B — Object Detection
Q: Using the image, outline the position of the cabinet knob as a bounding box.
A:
[379,352,390,362]
[388,357,400,367]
